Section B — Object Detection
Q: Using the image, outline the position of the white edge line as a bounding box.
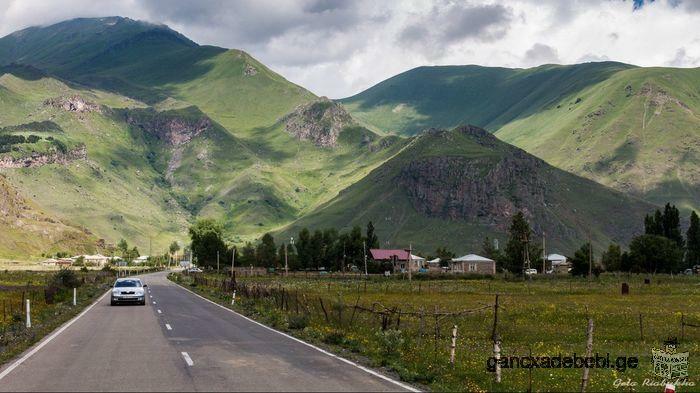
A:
[0,289,111,381]
[165,323,172,330]
[175,283,420,392]
[181,351,194,366]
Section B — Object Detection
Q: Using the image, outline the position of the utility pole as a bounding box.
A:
[588,239,592,282]
[217,250,220,274]
[407,244,412,281]
[284,243,288,277]
[149,236,152,260]
[542,231,546,274]
[231,247,235,276]
[363,240,368,276]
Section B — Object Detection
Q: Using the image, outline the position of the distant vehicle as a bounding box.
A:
[684,268,694,275]
[111,278,146,306]
[187,267,203,273]
[525,268,538,275]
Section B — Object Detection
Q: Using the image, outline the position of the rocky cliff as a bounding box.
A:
[44,95,101,113]
[283,98,354,147]
[123,108,212,146]
[0,145,86,168]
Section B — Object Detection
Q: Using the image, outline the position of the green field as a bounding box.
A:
[174,272,700,392]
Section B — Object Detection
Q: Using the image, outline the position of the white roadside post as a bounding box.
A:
[25,299,31,328]
[73,288,77,306]
[231,290,236,305]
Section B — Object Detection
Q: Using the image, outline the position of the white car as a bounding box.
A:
[187,267,203,273]
[111,278,147,306]
[524,268,538,275]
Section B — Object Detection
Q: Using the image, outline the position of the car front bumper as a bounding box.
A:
[111,295,145,303]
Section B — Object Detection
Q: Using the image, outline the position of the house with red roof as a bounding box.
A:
[369,249,425,273]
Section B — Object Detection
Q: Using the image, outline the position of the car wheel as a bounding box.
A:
[140,300,146,306]
[110,300,116,306]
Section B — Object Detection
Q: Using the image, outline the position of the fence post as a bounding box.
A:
[73,288,77,306]
[450,325,457,366]
[580,318,594,392]
[491,294,500,340]
[639,313,643,341]
[494,335,502,383]
[25,299,31,329]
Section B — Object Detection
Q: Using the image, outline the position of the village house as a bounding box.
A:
[547,253,570,274]
[369,249,425,273]
[450,254,496,275]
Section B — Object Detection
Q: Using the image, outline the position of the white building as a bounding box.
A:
[451,254,496,275]
[547,253,570,274]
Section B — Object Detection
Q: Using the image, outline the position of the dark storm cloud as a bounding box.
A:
[139,0,362,45]
[524,43,560,65]
[398,2,512,52]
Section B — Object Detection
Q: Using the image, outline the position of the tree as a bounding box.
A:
[503,212,540,274]
[365,221,379,249]
[570,243,592,276]
[435,246,455,268]
[601,243,622,272]
[256,233,277,268]
[295,228,312,269]
[686,211,700,267]
[169,241,181,256]
[310,230,324,270]
[662,203,683,247]
[346,226,364,269]
[628,234,683,273]
[239,242,256,266]
[117,239,129,257]
[188,219,227,268]
[644,211,663,236]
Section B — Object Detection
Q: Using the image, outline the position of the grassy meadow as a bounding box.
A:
[173,272,700,392]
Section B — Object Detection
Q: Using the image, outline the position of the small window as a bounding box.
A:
[469,263,477,272]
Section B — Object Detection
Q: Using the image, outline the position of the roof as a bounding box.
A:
[547,253,567,261]
[452,254,494,263]
[370,249,409,261]
[427,258,441,264]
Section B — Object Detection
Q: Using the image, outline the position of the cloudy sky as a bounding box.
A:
[1,0,699,97]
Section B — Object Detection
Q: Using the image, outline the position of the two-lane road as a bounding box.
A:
[0,271,414,392]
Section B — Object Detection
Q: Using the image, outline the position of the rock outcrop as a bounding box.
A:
[44,95,101,113]
[0,145,86,168]
[124,110,212,146]
[282,98,354,147]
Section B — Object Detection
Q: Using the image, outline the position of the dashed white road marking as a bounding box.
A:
[153,301,157,305]
[175,284,419,392]
[165,323,172,330]
[157,309,162,314]
[181,352,193,366]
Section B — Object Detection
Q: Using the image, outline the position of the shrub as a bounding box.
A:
[50,268,81,289]
[323,329,346,345]
[287,314,310,330]
[375,329,405,359]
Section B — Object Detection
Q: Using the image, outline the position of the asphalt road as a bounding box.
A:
[0,271,413,392]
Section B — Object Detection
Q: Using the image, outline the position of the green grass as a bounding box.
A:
[173,272,700,392]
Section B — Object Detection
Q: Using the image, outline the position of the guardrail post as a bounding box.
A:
[26,299,31,328]
[73,288,77,306]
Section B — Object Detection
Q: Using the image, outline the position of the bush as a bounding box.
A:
[323,329,346,345]
[50,269,81,289]
[287,314,310,330]
[375,329,405,359]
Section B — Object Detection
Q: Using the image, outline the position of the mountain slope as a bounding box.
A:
[341,62,634,135]
[281,125,655,254]
[496,67,700,212]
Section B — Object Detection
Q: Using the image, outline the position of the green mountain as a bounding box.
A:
[0,17,669,260]
[0,18,404,258]
[280,125,654,253]
[341,63,700,213]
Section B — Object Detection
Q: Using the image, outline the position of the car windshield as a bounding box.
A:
[115,280,141,288]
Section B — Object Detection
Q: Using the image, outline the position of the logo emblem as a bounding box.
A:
[652,339,689,379]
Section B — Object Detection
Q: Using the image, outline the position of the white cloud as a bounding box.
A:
[0,0,699,97]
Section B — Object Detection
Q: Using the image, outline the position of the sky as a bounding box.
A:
[0,0,699,97]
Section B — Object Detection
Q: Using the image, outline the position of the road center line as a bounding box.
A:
[153,301,157,304]
[157,309,162,314]
[181,352,193,366]
[165,323,172,330]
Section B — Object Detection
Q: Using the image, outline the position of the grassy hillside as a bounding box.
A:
[0,72,191,256]
[0,18,410,257]
[341,62,633,135]
[280,126,655,255]
[496,67,700,212]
